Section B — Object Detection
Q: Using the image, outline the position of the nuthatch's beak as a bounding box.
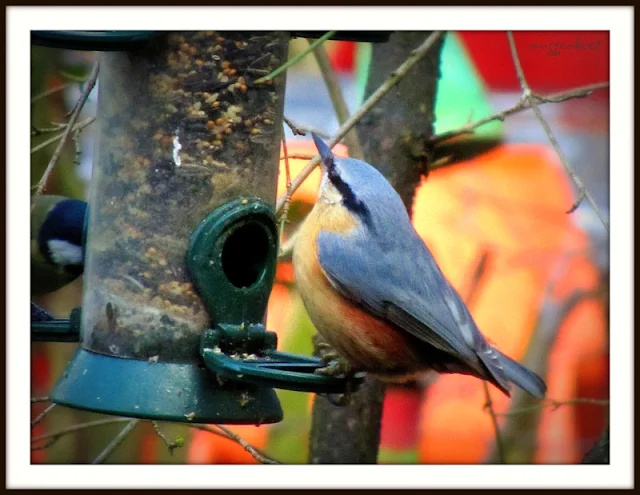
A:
[312,133,334,169]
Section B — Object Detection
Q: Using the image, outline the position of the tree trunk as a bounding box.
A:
[307,31,445,464]
[582,426,609,464]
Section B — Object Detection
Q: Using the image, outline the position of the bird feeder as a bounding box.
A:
[42,31,363,425]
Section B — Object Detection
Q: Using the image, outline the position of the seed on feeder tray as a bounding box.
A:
[222,60,230,69]
[250,128,261,135]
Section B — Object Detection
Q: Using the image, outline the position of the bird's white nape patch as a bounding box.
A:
[48,239,83,266]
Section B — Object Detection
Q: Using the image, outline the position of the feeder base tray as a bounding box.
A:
[51,347,283,425]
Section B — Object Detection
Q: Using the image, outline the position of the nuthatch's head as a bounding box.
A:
[311,133,409,231]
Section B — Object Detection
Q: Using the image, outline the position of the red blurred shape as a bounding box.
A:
[458,31,609,94]
[380,386,423,450]
[328,41,356,73]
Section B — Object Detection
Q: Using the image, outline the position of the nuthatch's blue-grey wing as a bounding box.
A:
[317,227,545,398]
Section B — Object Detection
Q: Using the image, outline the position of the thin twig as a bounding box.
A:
[31,82,74,104]
[30,117,96,155]
[429,82,610,146]
[31,396,50,403]
[283,117,330,139]
[31,60,99,198]
[31,417,132,450]
[32,123,66,136]
[276,31,444,214]
[151,421,185,456]
[283,116,308,136]
[312,42,364,160]
[59,68,92,83]
[280,153,316,161]
[92,419,140,464]
[506,32,609,231]
[279,130,293,256]
[278,227,299,260]
[483,383,506,463]
[496,397,609,417]
[188,424,281,464]
[255,31,336,84]
[31,403,56,430]
[462,250,505,463]
[72,128,82,165]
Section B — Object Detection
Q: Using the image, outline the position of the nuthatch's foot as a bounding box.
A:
[312,334,338,363]
[315,357,352,377]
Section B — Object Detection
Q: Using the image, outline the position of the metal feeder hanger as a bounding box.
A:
[31,31,379,425]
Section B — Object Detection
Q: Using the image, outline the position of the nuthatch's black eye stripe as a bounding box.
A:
[327,165,371,225]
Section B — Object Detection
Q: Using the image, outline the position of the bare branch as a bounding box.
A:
[461,250,505,462]
[30,117,96,155]
[31,417,132,450]
[429,82,609,146]
[280,153,315,161]
[31,396,50,404]
[276,31,445,214]
[152,421,185,456]
[506,32,609,232]
[31,82,74,104]
[496,397,609,417]
[255,31,336,84]
[92,419,140,464]
[278,227,298,260]
[283,116,313,137]
[278,130,293,256]
[31,403,56,430]
[31,60,99,198]
[312,42,364,160]
[188,424,281,464]
[483,383,505,463]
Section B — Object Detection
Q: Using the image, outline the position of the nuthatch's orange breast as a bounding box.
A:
[293,202,424,375]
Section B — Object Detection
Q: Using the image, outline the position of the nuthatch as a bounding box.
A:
[31,195,87,296]
[293,134,546,399]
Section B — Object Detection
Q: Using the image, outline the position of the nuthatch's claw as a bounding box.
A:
[312,334,341,364]
[314,357,352,377]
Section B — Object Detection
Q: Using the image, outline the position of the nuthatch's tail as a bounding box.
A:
[497,350,547,399]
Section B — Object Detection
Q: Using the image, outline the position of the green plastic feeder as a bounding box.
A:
[49,32,361,425]
[50,32,291,425]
